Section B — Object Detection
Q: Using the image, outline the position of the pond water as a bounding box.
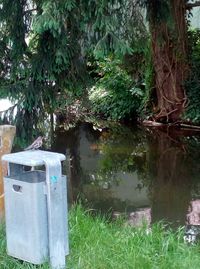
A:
[51,122,200,227]
[1,120,200,229]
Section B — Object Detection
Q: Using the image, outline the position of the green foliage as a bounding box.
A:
[0,0,149,137]
[142,41,155,118]
[184,29,200,124]
[89,57,144,121]
[91,1,148,57]
[31,0,86,87]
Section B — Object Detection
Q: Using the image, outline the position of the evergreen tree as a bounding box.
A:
[0,0,146,137]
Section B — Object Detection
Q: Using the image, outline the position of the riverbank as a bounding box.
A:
[0,205,200,269]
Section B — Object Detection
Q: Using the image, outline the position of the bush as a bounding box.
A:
[184,29,200,124]
[89,57,144,121]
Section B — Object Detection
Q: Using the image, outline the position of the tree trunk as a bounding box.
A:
[150,0,188,123]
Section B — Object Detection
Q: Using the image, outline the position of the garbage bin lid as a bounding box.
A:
[2,150,66,166]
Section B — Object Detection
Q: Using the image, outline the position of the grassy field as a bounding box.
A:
[0,205,200,269]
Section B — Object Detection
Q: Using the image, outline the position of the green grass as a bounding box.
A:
[1,205,200,269]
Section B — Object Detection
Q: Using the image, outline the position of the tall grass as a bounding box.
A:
[0,205,200,269]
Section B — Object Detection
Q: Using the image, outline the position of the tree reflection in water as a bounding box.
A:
[52,122,200,227]
[147,127,193,226]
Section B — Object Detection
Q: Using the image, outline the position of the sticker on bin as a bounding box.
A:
[50,175,58,183]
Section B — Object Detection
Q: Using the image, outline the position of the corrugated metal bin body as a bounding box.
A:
[4,170,49,264]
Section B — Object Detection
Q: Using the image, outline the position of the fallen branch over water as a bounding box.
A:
[142,120,200,131]
[142,120,164,127]
[180,123,200,130]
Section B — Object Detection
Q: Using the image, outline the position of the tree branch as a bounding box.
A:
[23,8,37,15]
[186,1,200,9]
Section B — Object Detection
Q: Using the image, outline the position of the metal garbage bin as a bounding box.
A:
[2,150,69,269]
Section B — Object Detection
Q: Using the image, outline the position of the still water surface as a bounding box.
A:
[52,122,200,227]
[1,120,200,227]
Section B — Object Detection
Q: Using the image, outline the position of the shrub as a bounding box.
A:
[89,57,144,121]
[184,29,200,124]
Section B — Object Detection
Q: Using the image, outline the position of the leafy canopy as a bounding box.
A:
[0,0,148,137]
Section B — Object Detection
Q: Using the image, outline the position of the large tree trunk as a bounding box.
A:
[150,0,188,123]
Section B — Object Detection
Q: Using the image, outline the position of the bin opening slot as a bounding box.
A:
[13,185,22,193]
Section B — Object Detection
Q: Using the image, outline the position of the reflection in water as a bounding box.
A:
[148,128,193,226]
[53,122,200,227]
[53,123,149,213]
